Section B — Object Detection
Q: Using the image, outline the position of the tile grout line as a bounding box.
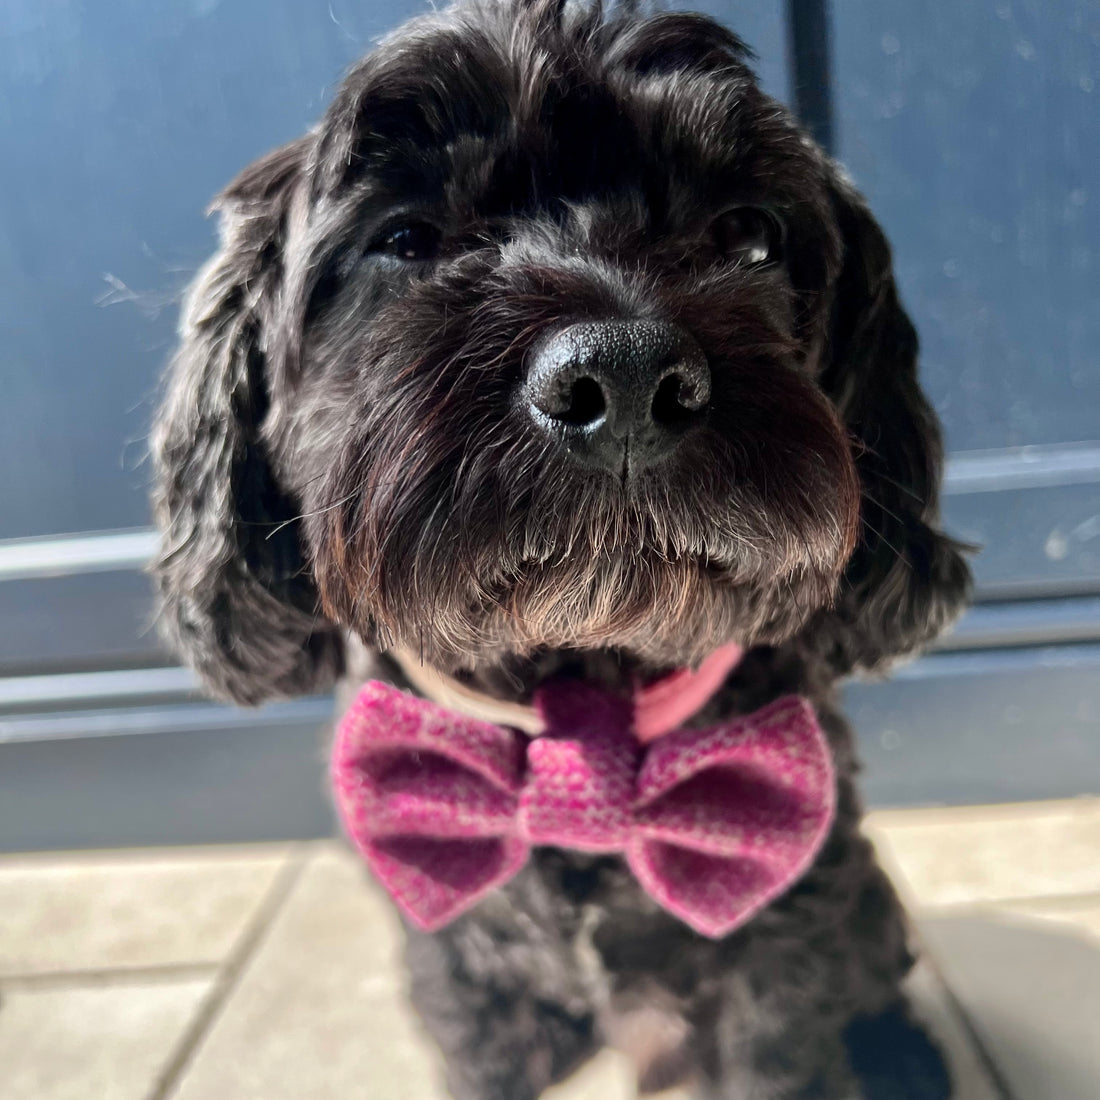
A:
[143,846,312,1100]
[916,889,1100,912]
[0,962,220,992]
[918,945,1020,1100]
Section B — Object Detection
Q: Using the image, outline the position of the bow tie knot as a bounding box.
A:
[333,678,835,939]
[518,691,639,851]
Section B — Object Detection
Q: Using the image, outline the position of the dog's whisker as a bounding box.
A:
[259,488,364,538]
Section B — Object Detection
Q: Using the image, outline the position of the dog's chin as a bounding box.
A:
[335,548,842,691]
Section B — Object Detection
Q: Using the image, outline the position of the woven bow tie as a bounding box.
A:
[332,679,835,939]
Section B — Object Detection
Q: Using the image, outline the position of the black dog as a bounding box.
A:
[152,2,970,1096]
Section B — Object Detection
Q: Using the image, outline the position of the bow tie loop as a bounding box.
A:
[634,697,835,856]
[333,681,525,841]
[625,697,837,937]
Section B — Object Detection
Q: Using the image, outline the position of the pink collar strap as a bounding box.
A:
[633,642,744,742]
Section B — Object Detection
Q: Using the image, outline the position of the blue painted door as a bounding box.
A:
[0,1,1096,847]
[833,1,1100,599]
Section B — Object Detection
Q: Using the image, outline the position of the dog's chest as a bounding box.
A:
[491,851,710,1090]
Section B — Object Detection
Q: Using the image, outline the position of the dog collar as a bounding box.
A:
[389,641,744,741]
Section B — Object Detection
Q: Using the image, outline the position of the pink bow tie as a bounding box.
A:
[332,679,835,939]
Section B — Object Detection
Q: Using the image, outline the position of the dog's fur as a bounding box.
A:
[152,2,971,1096]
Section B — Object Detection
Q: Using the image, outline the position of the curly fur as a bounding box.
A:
[152,1,971,1096]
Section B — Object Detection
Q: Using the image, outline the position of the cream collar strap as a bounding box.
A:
[388,642,744,742]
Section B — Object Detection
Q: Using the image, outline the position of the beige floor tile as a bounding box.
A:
[0,846,290,978]
[0,978,211,1100]
[864,797,1100,907]
[169,845,449,1100]
[918,912,1100,1100]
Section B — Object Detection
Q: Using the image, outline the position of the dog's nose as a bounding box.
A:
[524,321,710,474]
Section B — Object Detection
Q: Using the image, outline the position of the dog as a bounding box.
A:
[151,1,972,1096]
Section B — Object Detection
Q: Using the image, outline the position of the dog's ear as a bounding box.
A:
[151,137,345,705]
[811,173,971,673]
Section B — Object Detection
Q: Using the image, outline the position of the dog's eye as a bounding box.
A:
[372,222,442,262]
[712,207,783,267]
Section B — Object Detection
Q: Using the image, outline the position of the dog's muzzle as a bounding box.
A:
[524,320,711,475]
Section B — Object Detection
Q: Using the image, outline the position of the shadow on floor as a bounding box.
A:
[920,912,1100,1100]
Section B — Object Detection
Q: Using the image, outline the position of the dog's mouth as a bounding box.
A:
[451,646,689,703]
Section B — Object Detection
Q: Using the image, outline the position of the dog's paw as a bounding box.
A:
[843,1002,952,1100]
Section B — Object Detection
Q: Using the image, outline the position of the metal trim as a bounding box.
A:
[944,443,1100,495]
[935,597,1100,652]
[888,641,1100,681]
[0,529,158,582]
[0,697,335,745]
[0,666,194,712]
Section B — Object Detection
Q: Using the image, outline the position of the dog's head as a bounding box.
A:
[152,0,970,705]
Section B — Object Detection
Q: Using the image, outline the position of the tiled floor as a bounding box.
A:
[1,800,1098,1100]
